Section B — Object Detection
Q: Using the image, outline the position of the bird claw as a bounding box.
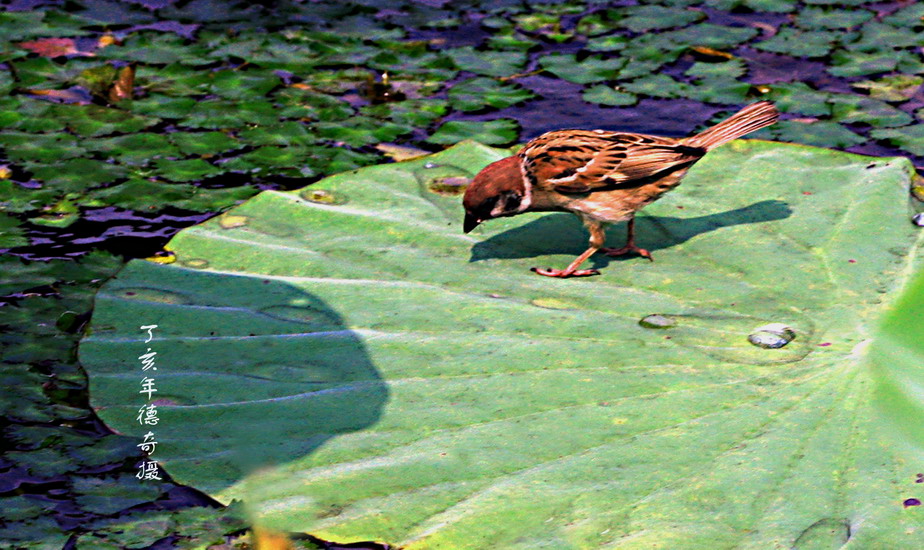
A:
[602,245,653,261]
[530,267,601,278]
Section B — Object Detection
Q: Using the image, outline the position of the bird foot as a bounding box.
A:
[531,267,600,278]
[601,245,653,261]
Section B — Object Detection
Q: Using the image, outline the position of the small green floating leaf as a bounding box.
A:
[73,474,164,515]
[772,120,867,148]
[622,74,690,99]
[0,212,28,249]
[762,82,831,116]
[686,77,752,105]
[662,23,758,50]
[169,131,242,156]
[685,59,746,79]
[539,53,624,85]
[795,7,873,30]
[585,35,630,53]
[827,49,899,78]
[852,75,923,102]
[29,158,128,190]
[86,179,257,212]
[870,125,924,157]
[617,4,705,32]
[581,85,638,107]
[446,47,526,76]
[829,95,912,128]
[754,28,842,58]
[84,133,178,166]
[208,69,282,100]
[154,158,222,182]
[448,77,535,112]
[427,119,520,146]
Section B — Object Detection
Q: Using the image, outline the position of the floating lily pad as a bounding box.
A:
[86,179,257,212]
[179,99,278,129]
[762,82,831,116]
[29,158,128,190]
[847,22,922,51]
[314,116,413,147]
[82,140,924,548]
[84,133,178,166]
[128,94,197,119]
[617,4,705,32]
[852,75,923,102]
[169,131,242,156]
[361,99,448,128]
[446,47,526,76]
[623,74,690,99]
[795,7,873,29]
[685,59,746,79]
[686,77,752,105]
[870,125,924,157]
[209,69,281,100]
[754,28,842,58]
[829,95,912,128]
[827,49,899,78]
[662,23,758,50]
[154,158,222,182]
[0,213,28,249]
[539,53,624,85]
[448,78,535,112]
[581,85,638,107]
[584,35,630,53]
[772,120,867,148]
[427,119,519,145]
[73,475,163,515]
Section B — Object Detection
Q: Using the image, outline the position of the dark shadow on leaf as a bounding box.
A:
[85,265,388,494]
[468,199,792,270]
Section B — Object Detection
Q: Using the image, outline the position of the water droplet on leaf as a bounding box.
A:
[747,323,795,349]
[300,188,342,204]
[530,297,576,310]
[219,214,249,229]
[414,164,473,196]
[639,314,676,329]
[181,258,210,269]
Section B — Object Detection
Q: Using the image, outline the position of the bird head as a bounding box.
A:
[462,155,528,233]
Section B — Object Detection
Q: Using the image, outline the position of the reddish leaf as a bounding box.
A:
[19,38,79,57]
[25,87,93,105]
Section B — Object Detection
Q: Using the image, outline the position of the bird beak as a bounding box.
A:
[463,213,481,234]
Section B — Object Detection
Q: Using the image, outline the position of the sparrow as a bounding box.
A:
[462,101,779,278]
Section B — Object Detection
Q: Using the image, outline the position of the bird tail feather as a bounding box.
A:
[685,101,779,150]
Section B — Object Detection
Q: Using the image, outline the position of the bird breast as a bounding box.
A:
[539,168,689,224]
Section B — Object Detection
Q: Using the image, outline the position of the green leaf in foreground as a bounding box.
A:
[870,259,924,452]
[81,140,924,548]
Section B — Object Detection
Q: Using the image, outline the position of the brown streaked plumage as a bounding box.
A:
[462,101,779,278]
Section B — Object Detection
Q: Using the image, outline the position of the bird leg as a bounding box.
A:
[601,217,652,261]
[531,220,604,278]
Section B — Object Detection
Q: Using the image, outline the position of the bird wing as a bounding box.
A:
[519,130,706,194]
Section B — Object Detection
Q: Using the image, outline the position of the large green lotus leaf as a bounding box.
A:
[80,140,924,548]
